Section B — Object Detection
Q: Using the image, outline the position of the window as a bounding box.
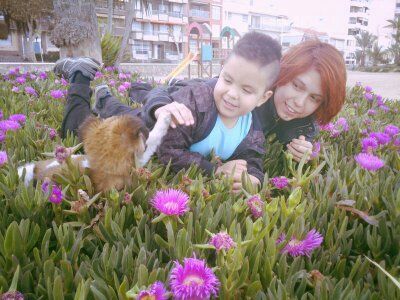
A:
[133,41,150,55]
[228,12,232,20]
[251,16,260,29]
[132,21,142,31]
[159,24,169,33]
[212,6,221,20]
[242,14,248,23]
[349,17,356,24]
[143,23,153,34]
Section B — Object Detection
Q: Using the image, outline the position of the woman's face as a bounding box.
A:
[274,68,324,121]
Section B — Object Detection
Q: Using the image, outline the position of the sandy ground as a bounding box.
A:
[346,71,400,100]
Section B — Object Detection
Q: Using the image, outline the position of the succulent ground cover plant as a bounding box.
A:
[0,68,399,299]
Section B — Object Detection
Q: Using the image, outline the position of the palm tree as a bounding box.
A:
[355,31,377,67]
[385,18,400,65]
[368,43,385,66]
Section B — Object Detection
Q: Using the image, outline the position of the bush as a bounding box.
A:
[0,69,399,299]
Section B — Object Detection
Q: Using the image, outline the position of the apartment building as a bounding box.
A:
[396,0,400,18]
[221,0,291,49]
[96,0,189,61]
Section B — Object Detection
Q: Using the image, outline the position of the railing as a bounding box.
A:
[249,23,291,32]
[189,9,210,19]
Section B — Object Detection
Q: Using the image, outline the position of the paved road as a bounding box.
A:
[347,71,400,100]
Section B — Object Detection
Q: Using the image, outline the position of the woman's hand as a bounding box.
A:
[287,135,313,162]
[232,174,260,193]
[154,102,194,128]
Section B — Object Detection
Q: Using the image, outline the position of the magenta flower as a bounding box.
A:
[369,132,391,146]
[364,86,372,93]
[319,122,334,132]
[170,257,220,300]
[30,74,37,80]
[61,78,68,86]
[94,71,103,79]
[335,117,349,132]
[39,72,48,80]
[109,79,116,87]
[137,281,168,300]
[246,195,264,218]
[24,86,37,96]
[118,84,127,93]
[0,291,24,300]
[209,232,236,251]
[376,94,382,101]
[361,137,378,153]
[8,114,26,125]
[54,146,72,164]
[354,153,385,171]
[50,89,64,99]
[0,110,2,120]
[270,176,289,189]
[119,72,129,80]
[380,105,390,112]
[0,120,21,132]
[0,151,8,167]
[15,76,26,84]
[42,179,63,204]
[384,124,399,137]
[48,128,58,140]
[364,93,374,101]
[8,68,18,76]
[122,81,131,89]
[310,141,321,159]
[367,109,376,116]
[278,229,323,257]
[12,86,20,93]
[151,188,189,216]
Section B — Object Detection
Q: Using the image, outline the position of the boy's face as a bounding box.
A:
[214,54,275,127]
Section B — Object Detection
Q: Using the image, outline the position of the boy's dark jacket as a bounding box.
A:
[132,77,318,146]
[151,83,266,183]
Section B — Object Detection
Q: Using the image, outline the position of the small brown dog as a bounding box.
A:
[18,113,171,192]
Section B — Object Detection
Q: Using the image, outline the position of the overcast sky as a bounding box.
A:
[266,0,396,36]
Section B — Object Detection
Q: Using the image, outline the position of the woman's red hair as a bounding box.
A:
[275,40,347,124]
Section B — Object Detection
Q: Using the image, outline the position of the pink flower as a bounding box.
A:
[270,176,289,189]
[94,71,103,79]
[118,84,127,93]
[364,86,372,93]
[122,81,131,89]
[0,120,21,132]
[8,114,26,125]
[137,281,168,300]
[310,141,321,159]
[335,117,349,132]
[380,105,390,112]
[48,128,58,140]
[246,195,264,218]
[50,89,64,99]
[41,179,63,204]
[369,132,391,146]
[367,109,376,116]
[209,232,236,251]
[54,146,72,164]
[354,153,385,171]
[12,86,20,93]
[109,79,116,87]
[384,124,399,137]
[15,76,26,84]
[39,72,48,80]
[61,78,68,86]
[361,137,378,153]
[278,229,323,257]
[170,257,220,300]
[151,188,190,216]
[364,93,374,101]
[0,151,8,167]
[24,86,37,96]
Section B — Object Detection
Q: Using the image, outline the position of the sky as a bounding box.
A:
[265,0,396,37]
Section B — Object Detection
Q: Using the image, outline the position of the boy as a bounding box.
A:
[56,32,281,190]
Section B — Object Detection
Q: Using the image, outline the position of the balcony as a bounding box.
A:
[190,0,211,4]
[249,23,291,33]
[135,10,188,24]
[189,9,210,19]
[95,0,128,16]
[350,0,370,7]
[167,0,188,3]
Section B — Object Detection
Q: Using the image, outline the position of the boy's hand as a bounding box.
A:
[287,135,312,162]
[154,102,194,128]
[215,160,247,177]
[232,174,260,193]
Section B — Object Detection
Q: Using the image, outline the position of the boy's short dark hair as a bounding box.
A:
[231,31,282,67]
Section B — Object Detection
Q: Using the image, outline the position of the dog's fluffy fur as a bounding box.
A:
[18,114,150,192]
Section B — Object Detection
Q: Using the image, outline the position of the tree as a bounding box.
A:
[50,0,102,62]
[114,0,150,66]
[385,18,400,65]
[0,0,53,62]
[107,0,114,34]
[355,31,377,67]
[368,43,384,66]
